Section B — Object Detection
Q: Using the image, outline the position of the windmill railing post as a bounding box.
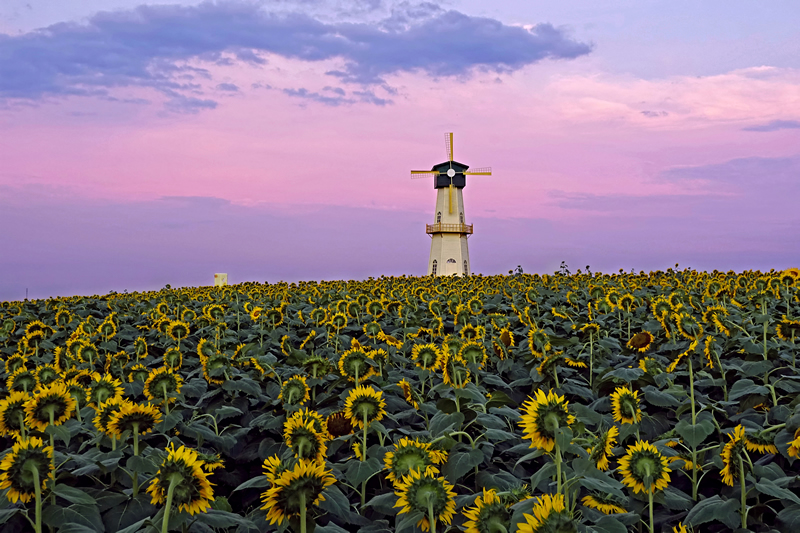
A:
[425,223,473,235]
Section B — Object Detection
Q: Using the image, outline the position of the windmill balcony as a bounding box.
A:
[426,223,473,235]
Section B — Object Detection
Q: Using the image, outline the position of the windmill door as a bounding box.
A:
[445,258,458,276]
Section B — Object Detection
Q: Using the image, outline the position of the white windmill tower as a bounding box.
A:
[411,133,492,276]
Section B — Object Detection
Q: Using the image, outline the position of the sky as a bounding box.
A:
[1,0,799,300]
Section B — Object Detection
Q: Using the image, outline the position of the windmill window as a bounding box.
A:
[446,258,456,263]
[459,212,464,223]
[436,212,442,223]
[464,261,468,275]
[431,260,438,276]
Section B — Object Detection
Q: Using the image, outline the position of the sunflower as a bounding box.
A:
[24,381,77,432]
[398,378,418,409]
[442,335,462,357]
[325,411,354,439]
[618,440,672,494]
[463,488,510,533]
[518,389,575,452]
[411,344,444,371]
[581,494,627,515]
[674,313,703,341]
[283,417,327,463]
[0,436,54,503]
[125,363,150,383]
[442,353,471,389]
[134,337,148,359]
[32,364,59,388]
[610,386,642,425]
[787,428,800,458]
[76,342,100,365]
[672,523,690,533]
[203,304,225,322]
[6,367,36,393]
[93,396,126,436]
[344,385,386,429]
[666,339,699,373]
[527,329,551,358]
[279,375,311,406]
[106,402,162,438]
[338,347,376,383]
[260,459,337,525]
[163,347,183,371]
[589,426,618,471]
[516,493,574,533]
[202,352,230,385]
[378,331,404,349]
[263,455,286,483]
[498,328,515,349]
[143,366,183,403]
[98,318,117,339]
[394,468,457,532]
[720,425,746,486]
[459,341,487,368]
[88,374,124,407]
[288,408,326,435]
[147,443,215,515]
[196,338,216,360]
[328,312,348,330]
[4,353,28,375]
[0,391,29,437]
[626,331,654,353]
[384,437,447,484]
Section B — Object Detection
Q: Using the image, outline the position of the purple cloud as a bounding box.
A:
[743,119,800,132]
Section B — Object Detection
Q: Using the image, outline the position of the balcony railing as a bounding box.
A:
[426,223,473,235]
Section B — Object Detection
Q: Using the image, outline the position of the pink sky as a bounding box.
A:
[1,1,800,299]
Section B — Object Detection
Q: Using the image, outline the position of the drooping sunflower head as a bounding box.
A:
[196,338,216,360]
[260,459,337,525]
[0,436,54,503]
[328,312,348,330]
[165,320,190,342]
[463,488,510,533]
[325,410,354,439]
[590,426,619,471]
[338,348,376,383]
[720,425,747,486]
[4,353,28,375]
[202,352,230,385]
[411,344,444,371]
[106,401,163,438]
[283,417,327,463]
[618,440,672,494]
[626,331,654,353]
[76,342,100,365]
[384,437,447,484]
[581,494,627,515]
[674,313,703,341]
[344,385,387,429]
[0,391,30,437]
[125,363,150,383]
[527,329,551,358]
[393,468,457,532]
[518,389,576,452]
[610,386,642,425]
[279,375,310,406]
[88,374,124,407]
[133,337,148,358]
[143,366,183,401]
[516,493,576,533]
[398,378,418,409]
[147,443,215,516]
[442,335,462,357]
[441,353,471,389]
[288,408,326,436]
[24,381,77,432]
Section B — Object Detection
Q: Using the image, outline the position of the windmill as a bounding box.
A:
[411,133,492,276]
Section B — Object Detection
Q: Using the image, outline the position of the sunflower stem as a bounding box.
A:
[47,408,56,504]
[739,455,747,529]
[361,410,368,509]
[31,464,42,533]
[554,442,563,498]
[18,413,26,440]
[589,332,594,389]
[427,494,437,533]
[688,357,699,501]
[647,487,654,533]
[161,473,181,533]
[299,492,307,533]
[133,423,140,497]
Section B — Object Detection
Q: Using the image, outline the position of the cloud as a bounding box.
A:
[742,119,800,132]
[659,155,800,186]
[283,87,353,106]
[215,82,239,91]
[0,1,591,109]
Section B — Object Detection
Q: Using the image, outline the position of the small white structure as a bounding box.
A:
[411,133,491,276]
[214,273,228,286]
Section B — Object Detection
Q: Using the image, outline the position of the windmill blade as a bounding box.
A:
[445,132,453,162]
[463,167,492,176]
[411,170,439,179]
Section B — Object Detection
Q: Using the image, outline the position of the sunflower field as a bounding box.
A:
[1,268,800,533]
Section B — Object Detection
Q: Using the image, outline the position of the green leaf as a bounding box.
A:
[578,475,626,501]
[605,367,644,382]
[778,503,800,530]
[126,455,158,476]
[429,411,465,436]
[54,485,97,505]
[233,475,270,492]
[684,495,737,527]
[728,379,770,401]
[195,509,256,529]
[643,385,681,407]
[755,477,800,505]
[45,423,71,446]
[592,516,628,533]
[222,378,263,398]
[57,525,98,533]
[366,492,398,515]
[214,405,243,420]
[0,508,19,525]
[443,448,483,482]
[345,457,382,486]
[396,511,424,533]
[675,419,715,448]
[484,429,516,442]
[114,518,149,533]
[316,524,350,533]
